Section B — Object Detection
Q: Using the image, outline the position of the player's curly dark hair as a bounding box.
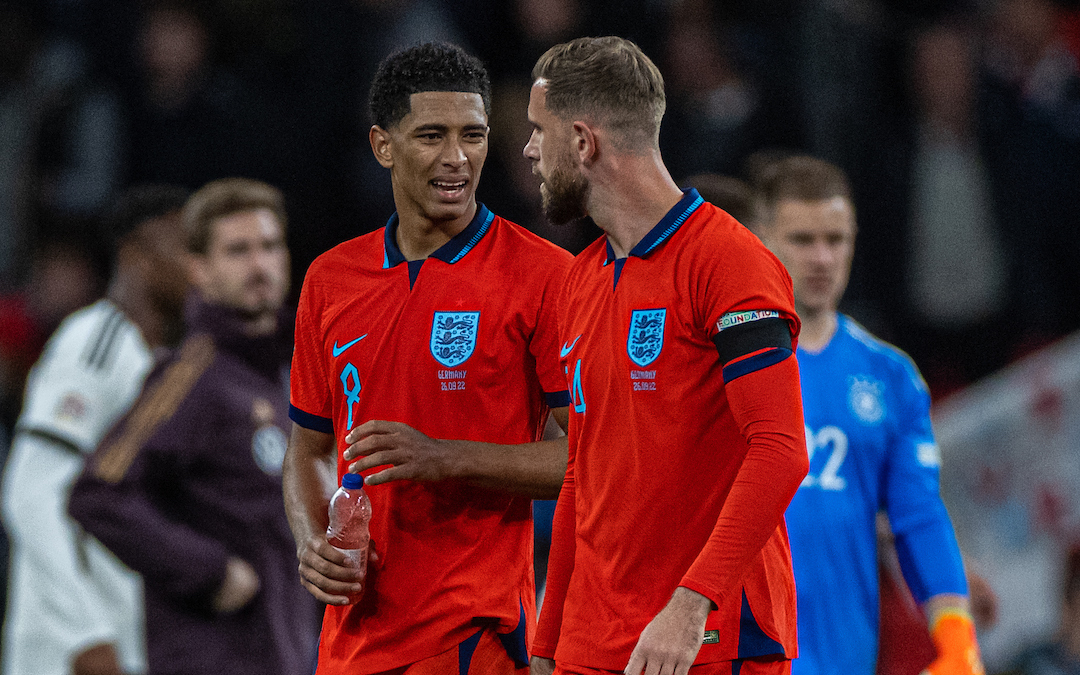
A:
[368,42,491,130]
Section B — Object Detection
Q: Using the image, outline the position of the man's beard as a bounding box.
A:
[540,161,589,226]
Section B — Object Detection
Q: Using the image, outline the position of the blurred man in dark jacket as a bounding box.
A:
[69,177,320,675]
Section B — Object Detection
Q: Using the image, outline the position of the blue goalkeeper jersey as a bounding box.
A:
[787,314,968,675]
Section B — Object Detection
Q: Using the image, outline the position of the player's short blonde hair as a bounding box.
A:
[532,36,666,152]
[754,155,854,225]
[183,178,287,255]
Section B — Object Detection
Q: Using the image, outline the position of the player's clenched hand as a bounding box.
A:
[343,420,459,485]
[530,656,556,675]
[296,533,376,605]
[921,610,984,675]
[625,587,711,675]
[212,556,261,614]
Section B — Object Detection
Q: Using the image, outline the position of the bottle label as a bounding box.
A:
[332,545,367,569]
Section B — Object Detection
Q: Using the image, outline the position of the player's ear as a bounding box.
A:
[370,125,394,169]
[572,121,599,167]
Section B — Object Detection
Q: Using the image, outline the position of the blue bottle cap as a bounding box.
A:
[341,473,365,489]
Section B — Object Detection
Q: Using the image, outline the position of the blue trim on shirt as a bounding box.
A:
[603,189,703,289]
[738,591,786,658]
[447,207,495,263]
[603,188,704,265]
[545,390,571,408]
[458,630,484,675]
[497,602,531,667]
[407,260,424,288]
[382,204,494,269]
[722,347,792,383]
[288,405,334,434]
[612,257,627,289]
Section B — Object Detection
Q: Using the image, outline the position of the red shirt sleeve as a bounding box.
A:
[530,252,573,406]
[290,261,332,421]
[679,354,808,606]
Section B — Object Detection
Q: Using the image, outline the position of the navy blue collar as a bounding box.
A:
[383,203,495,268]
[604,188,704,264]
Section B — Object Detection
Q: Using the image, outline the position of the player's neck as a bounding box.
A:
[107,275,173,349]
[394,204,476,261]
[797,308,839,354]
[590,151,683,258]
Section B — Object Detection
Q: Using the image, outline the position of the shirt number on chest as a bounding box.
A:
[802,425,848,491]
[340,363,361,431]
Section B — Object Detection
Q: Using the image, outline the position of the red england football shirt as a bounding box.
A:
[290,205,571,674]
[535,190,807,669]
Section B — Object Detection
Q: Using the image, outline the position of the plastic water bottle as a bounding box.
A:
[326,473,371,603]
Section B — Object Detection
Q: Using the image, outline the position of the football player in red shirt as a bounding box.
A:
[284,42,572,675]
[523,37,809,675]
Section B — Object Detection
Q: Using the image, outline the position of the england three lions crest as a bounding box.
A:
[430,311,479,368]
[627,308,667,367]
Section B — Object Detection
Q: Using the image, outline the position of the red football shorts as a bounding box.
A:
[372,627,528,675]
[553,656,791,675]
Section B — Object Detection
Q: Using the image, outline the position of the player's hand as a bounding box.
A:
[343,420,459,485]
[295,533,378,606]
[212,556,261,614]
[72,642,125,675]
[921,610,984,675]
[530,655,556,675]
[967,572,999,630]
[624,587,711,675]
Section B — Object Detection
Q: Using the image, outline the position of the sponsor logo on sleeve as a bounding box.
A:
[716,309,780,332]
[916,442,941,468]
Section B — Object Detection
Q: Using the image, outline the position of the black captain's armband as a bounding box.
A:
[712,317,793,383]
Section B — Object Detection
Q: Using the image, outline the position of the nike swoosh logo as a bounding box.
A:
[560,335,582,358]
[332,334,368,357]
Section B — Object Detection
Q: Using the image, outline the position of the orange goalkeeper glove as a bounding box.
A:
[922,609,984,675]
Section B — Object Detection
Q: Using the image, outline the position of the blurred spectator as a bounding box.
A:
[979,0,1080,350]
[659,0,802,179]
[893,17,1013,396]
[1,184,189,675]
[998,545,1080,675]
[121,1,275,189]
[682,173,756,226]
[0,230,108,434]
[0,2,122,283]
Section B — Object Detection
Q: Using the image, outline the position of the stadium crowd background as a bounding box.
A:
[0,0,1078,671]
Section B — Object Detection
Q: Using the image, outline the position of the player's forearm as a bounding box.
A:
[446,435,568,499]
[283,423,337,546]
[893,513,969,604]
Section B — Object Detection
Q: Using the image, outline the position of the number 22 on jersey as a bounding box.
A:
[802,425,847,491]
